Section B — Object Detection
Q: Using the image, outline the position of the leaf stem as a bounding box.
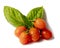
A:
[29,20,35,22]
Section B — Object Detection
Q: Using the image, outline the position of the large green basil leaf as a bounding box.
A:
[4,6,33,28]
[27,6,44,20]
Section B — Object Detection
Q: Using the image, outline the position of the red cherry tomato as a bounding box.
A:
[19,32,31,44]
[41,29,53,40]
[15,26,26,37]
[34,18,46,29]
[29,27,40,42]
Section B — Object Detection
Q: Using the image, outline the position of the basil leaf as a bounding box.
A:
[4,6,33,28]
[20,16,33,29]
[4,6,25,27]
[27,6,44,20]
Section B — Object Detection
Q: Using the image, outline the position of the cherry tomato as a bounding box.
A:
[41,29,52,40]
[29,27,40,42]
[19,32,31,44]
[34,18,46,29]
[15,26,26,37]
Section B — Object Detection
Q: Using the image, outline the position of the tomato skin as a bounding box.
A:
[15,26,26,37]
[34,18,46,29]
[19,32,31,44]
[29,28,40,42]
[41,29,52,40]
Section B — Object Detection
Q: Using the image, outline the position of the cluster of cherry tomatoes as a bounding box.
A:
[15,18,53,45]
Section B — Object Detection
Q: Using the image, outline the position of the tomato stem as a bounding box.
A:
[29,20,35,22]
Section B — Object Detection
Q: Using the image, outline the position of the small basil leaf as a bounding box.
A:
[27,6,44,20]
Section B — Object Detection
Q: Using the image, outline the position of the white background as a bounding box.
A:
[0,0,60,48]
